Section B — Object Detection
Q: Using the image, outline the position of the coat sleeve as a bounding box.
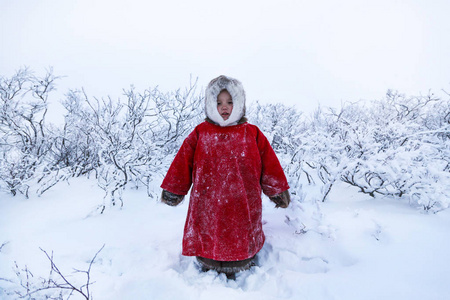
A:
[255,127,290,197]
[160,128,198,195]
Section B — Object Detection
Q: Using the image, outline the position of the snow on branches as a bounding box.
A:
[249,91,449,212]
[0,68,448,213]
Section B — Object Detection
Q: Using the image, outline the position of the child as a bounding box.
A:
[161,75,290,279]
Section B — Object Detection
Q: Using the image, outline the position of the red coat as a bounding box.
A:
[161,121,289,261]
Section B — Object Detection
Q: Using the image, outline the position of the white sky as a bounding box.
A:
[1,0,450,115]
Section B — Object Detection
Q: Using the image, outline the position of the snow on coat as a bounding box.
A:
[161,122,290,261]
[161,75,289,261]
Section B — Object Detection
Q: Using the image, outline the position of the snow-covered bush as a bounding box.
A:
[0,67,448,213]
[0,68,59,197]
[55,81,203,211]
[250,90,449,212]
[295,91,450,212]
[248,102,307,199]
[149,80,204,155]
[51,89,101,177]
[338,91,449,211]
[299,106,351,202]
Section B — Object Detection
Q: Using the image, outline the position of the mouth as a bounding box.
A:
[221,113,230,120]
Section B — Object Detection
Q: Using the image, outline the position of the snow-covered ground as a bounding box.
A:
[1,177,449,300]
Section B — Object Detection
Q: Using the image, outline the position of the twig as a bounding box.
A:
[0,241,9,252]
[11,244,105,299]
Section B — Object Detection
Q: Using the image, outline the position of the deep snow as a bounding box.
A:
[1,177,450,300]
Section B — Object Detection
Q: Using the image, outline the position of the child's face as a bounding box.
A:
[217,90,233,120]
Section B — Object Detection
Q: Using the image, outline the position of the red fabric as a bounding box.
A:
[161,121,289,261]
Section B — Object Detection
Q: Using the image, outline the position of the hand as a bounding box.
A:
[161,190,185,206]
[269,190,291,208]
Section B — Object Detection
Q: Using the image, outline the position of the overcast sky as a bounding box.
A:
[1,0,450,116]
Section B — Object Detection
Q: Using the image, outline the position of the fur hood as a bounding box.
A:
[205,75,246,127]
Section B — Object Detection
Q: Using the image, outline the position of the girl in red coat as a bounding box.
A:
[161,75,290,279]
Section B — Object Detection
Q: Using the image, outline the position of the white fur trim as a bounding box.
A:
[205,75,246,126]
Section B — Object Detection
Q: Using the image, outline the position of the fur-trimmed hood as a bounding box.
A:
[205,75,246,127]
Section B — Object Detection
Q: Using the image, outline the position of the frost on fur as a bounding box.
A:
[204,75,246,127]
